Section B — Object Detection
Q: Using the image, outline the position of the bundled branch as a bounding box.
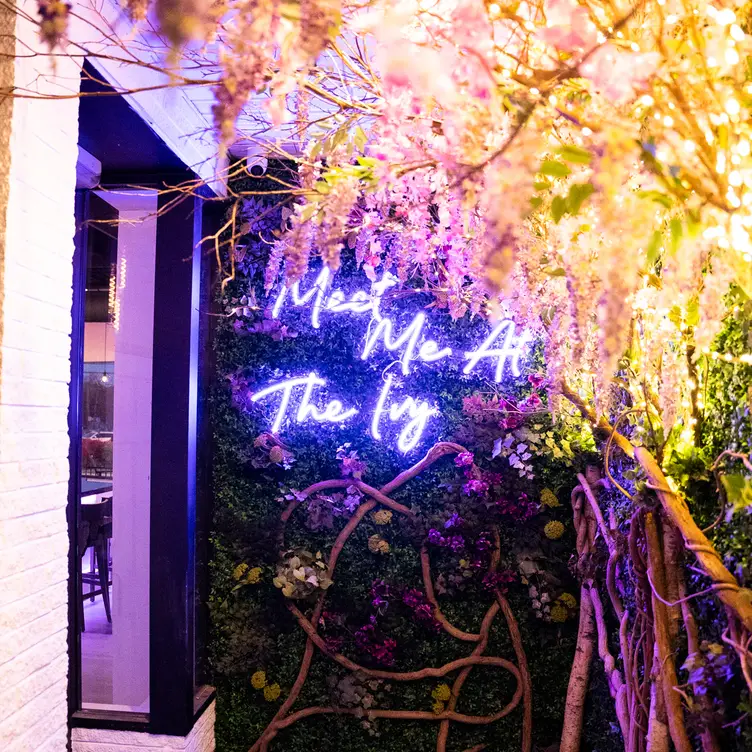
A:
[250,442,531,752]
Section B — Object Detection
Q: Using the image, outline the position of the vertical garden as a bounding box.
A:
[206,168,752,752]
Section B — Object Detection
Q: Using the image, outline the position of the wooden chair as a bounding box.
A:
[79,497,112,631]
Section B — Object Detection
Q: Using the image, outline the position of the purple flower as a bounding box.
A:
[454,451,475,468]
[520,391,543,412]
[448,535,465,552]
[463,479,490,496]
[427,528,447,546]
[402,589,442,633]
[355,624,397,666]
[492,493,540,521]
[482,570,516,593]
[475,533,492,551]
[528,373,546,388]
[371,580,391,614]
[444,513,464,529]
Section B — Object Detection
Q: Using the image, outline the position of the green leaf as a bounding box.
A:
[646,230,662,266]
[540,160,571,178]
[685,296,700,328]
[530,196,543,210]
[353,126,367,153]
[669,217,683,253]
[566,182,595,215]
[637,190,674,209]
[721,473,752,515]
[545,267,566,277]
[533,180,551,191]
[556,145,592,164]
[298,203,318,222]
[551,195,568,223]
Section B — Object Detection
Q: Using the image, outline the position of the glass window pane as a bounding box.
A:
[78,191,156,713]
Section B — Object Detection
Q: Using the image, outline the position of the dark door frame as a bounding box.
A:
[67,186,215,736]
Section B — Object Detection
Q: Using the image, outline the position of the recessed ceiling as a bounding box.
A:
[77,60,187,178]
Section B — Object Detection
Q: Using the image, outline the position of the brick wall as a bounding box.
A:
[71,703,216,752]
[0,2,81,750]
[0,6,216,752]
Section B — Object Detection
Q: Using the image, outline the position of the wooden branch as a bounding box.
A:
[590,585,630,742]
[421,545,482,643]
[635,447,752,633]
[560,587,595,752]
[250,440,530,751]
[496,593,533,752]
[644,513,692,752]
[561,381,752,634]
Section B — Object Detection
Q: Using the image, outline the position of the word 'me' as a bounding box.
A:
[250,269,533,452]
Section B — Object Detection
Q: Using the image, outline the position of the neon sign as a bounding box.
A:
[249,269,533,453]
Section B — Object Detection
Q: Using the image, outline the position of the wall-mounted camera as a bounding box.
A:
[245,145,268,177]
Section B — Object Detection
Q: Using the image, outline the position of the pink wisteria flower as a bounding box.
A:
[539,0,597,53]
[580,45,660,103]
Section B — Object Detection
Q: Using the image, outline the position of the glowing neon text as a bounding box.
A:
[252,269,535,452]
[250,372,357,434]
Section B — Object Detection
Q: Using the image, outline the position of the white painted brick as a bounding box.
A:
[0,580,67,632]
[0,458,70,493]
[0,405,69,434]
[5,678,69,750]
[34,723,69,752]
[0,348,71,383]
[0,628,68,691]
[71,703,216,752]
[0,431,71,463]
[0,532,68,580]
[0,483,69,522]
[0,603,69,667]
[34,724,69,752]
[0,559,67,608]
[0,653,68,723]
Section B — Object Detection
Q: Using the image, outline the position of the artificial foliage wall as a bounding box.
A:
[208,167,618,752]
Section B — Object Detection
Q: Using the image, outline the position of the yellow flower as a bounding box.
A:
[246,567,263,584]
[263,683,281,701]
[432,683,451,702]
[368,534,390,554]
[550,603,568,623]
[544,520,565,540]
[540,488,560,508]
[251,670,267,689]
[371,509,393,525]
[558,592,577,609]
[233,562,249,581]
[432,700,445,715]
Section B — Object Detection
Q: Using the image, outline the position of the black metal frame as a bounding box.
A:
[67,186,215,736]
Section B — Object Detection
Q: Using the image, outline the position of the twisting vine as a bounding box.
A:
[249,441,532,752]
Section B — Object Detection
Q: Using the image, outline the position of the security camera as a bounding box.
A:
[246,146,268,177]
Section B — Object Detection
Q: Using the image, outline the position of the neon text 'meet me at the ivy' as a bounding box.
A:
[250,268,533,453]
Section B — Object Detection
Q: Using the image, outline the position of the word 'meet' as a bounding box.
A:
[250,268,534,453]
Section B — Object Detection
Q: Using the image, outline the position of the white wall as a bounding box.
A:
[72,702,216,752]
[0,6,216,752]
[0,2,80,750]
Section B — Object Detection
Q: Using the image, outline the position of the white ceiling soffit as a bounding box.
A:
[72,0,228,196]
